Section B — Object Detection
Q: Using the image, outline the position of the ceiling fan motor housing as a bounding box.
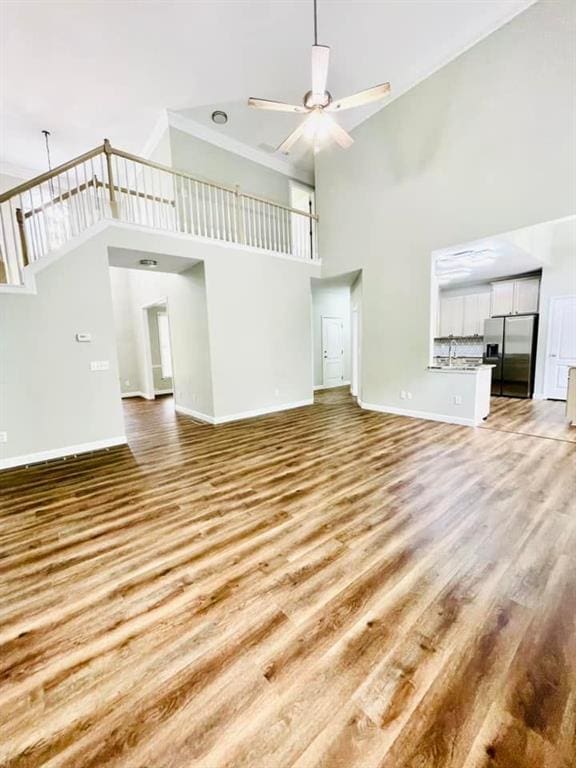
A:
[304,90,332,109]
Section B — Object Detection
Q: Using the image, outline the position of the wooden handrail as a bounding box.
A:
[0,140,318,221]
[110,145,319,221]
[0,145,105,204]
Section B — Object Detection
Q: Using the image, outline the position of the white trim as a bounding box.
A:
[167,111,314,186]
[358,399,477,427]
[175,398,313,426]
[345,1,537,137]
[140,110,170,160]
[0,436,127,471]
[0,219,321,295]
[213,399,314,424]
[174,404,216,424]
[154,388,173,395]
[121,391,146,398]
[0,160,42,182]
[532,392,548,401]
[314,381,350,391]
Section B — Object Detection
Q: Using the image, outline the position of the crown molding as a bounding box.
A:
[0,160,42,182]
[139,110,171,161]
[166,111,314,186]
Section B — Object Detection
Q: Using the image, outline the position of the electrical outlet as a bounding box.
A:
[0,431,7,443]
[452,395,463,406]
[274,388,280,397]
[400,390,407,400]
[406,392,413,400]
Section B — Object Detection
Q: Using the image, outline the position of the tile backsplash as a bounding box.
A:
[434,337,484,358]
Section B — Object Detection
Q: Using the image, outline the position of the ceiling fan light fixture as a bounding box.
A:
[248,0,390,155]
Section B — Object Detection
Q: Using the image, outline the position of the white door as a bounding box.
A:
[351,310,359,397]
[491,281,514,316]
[514,278,540,314]
[545,296,576,400]
[322,316,344,387]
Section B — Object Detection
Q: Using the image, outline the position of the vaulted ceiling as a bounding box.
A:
[1,0,534,178]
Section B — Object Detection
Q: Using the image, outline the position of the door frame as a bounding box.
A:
[544,294,576,400]
[351,309,359,397]
[321,314,345,389]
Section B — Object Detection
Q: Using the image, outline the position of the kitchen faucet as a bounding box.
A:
[448,338,458,367]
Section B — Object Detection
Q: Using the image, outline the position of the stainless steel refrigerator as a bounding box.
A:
[483,315,538,398]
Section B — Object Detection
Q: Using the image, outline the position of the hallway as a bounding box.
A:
[0,390,574,767]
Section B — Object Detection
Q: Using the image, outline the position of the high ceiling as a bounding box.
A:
[1,0,534,178]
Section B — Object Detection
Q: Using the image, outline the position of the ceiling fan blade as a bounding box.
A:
[311,45,330,100]
[325,117,354,149]
[276,113,316,154]
[327,82,391,112]
[248,97,308,114]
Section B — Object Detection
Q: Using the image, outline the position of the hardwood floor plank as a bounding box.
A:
[0,389,574,767]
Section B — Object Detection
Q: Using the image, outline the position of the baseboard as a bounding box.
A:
[532,393,547,401]
[174,404,216,424]
[175,399,314,426]
[0,436,128,471]
[121,391,145,399]
[358,400,476,427]
[154,389,174,396]
[314,381,351,391]
[214,399,314,424]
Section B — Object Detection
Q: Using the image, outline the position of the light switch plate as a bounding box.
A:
[90,360,110,371]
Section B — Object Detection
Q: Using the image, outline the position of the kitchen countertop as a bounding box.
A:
[427,364,495,374]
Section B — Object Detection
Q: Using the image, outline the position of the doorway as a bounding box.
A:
[290,181,315,260]
[322,316,345,388]
[143,301,174,400]
[544,295,576,400]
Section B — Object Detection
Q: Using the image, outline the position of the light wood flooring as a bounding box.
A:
[1,389,575,768]
[481,396,576,443]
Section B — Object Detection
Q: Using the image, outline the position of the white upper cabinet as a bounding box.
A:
[439,290,490,337]
[439,295,464,337]
[514,278,540,314]
[490,281,515,316]
[490,277,540,316]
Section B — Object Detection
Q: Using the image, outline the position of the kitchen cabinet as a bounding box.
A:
[463,291,491,336]
[490,277,540,316]
[514,278,540,314]
[439,290,490,337]
[439,296,464,337]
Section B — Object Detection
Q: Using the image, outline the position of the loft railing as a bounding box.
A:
[0,139,319,286]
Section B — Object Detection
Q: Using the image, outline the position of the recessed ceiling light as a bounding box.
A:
[211,110,228,125]
[139,259,158,268]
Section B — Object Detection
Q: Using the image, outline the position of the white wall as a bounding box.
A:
[0,173,26,194]
[169,127,294,205]
[311,285,351,387]
[316,0,575,423]
[534,217,576,396]
[110,267,141,394]
[0,233,125,466]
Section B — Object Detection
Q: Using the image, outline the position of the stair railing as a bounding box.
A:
[0,140,319,286]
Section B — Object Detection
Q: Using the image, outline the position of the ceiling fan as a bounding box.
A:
[248,0,391,155]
